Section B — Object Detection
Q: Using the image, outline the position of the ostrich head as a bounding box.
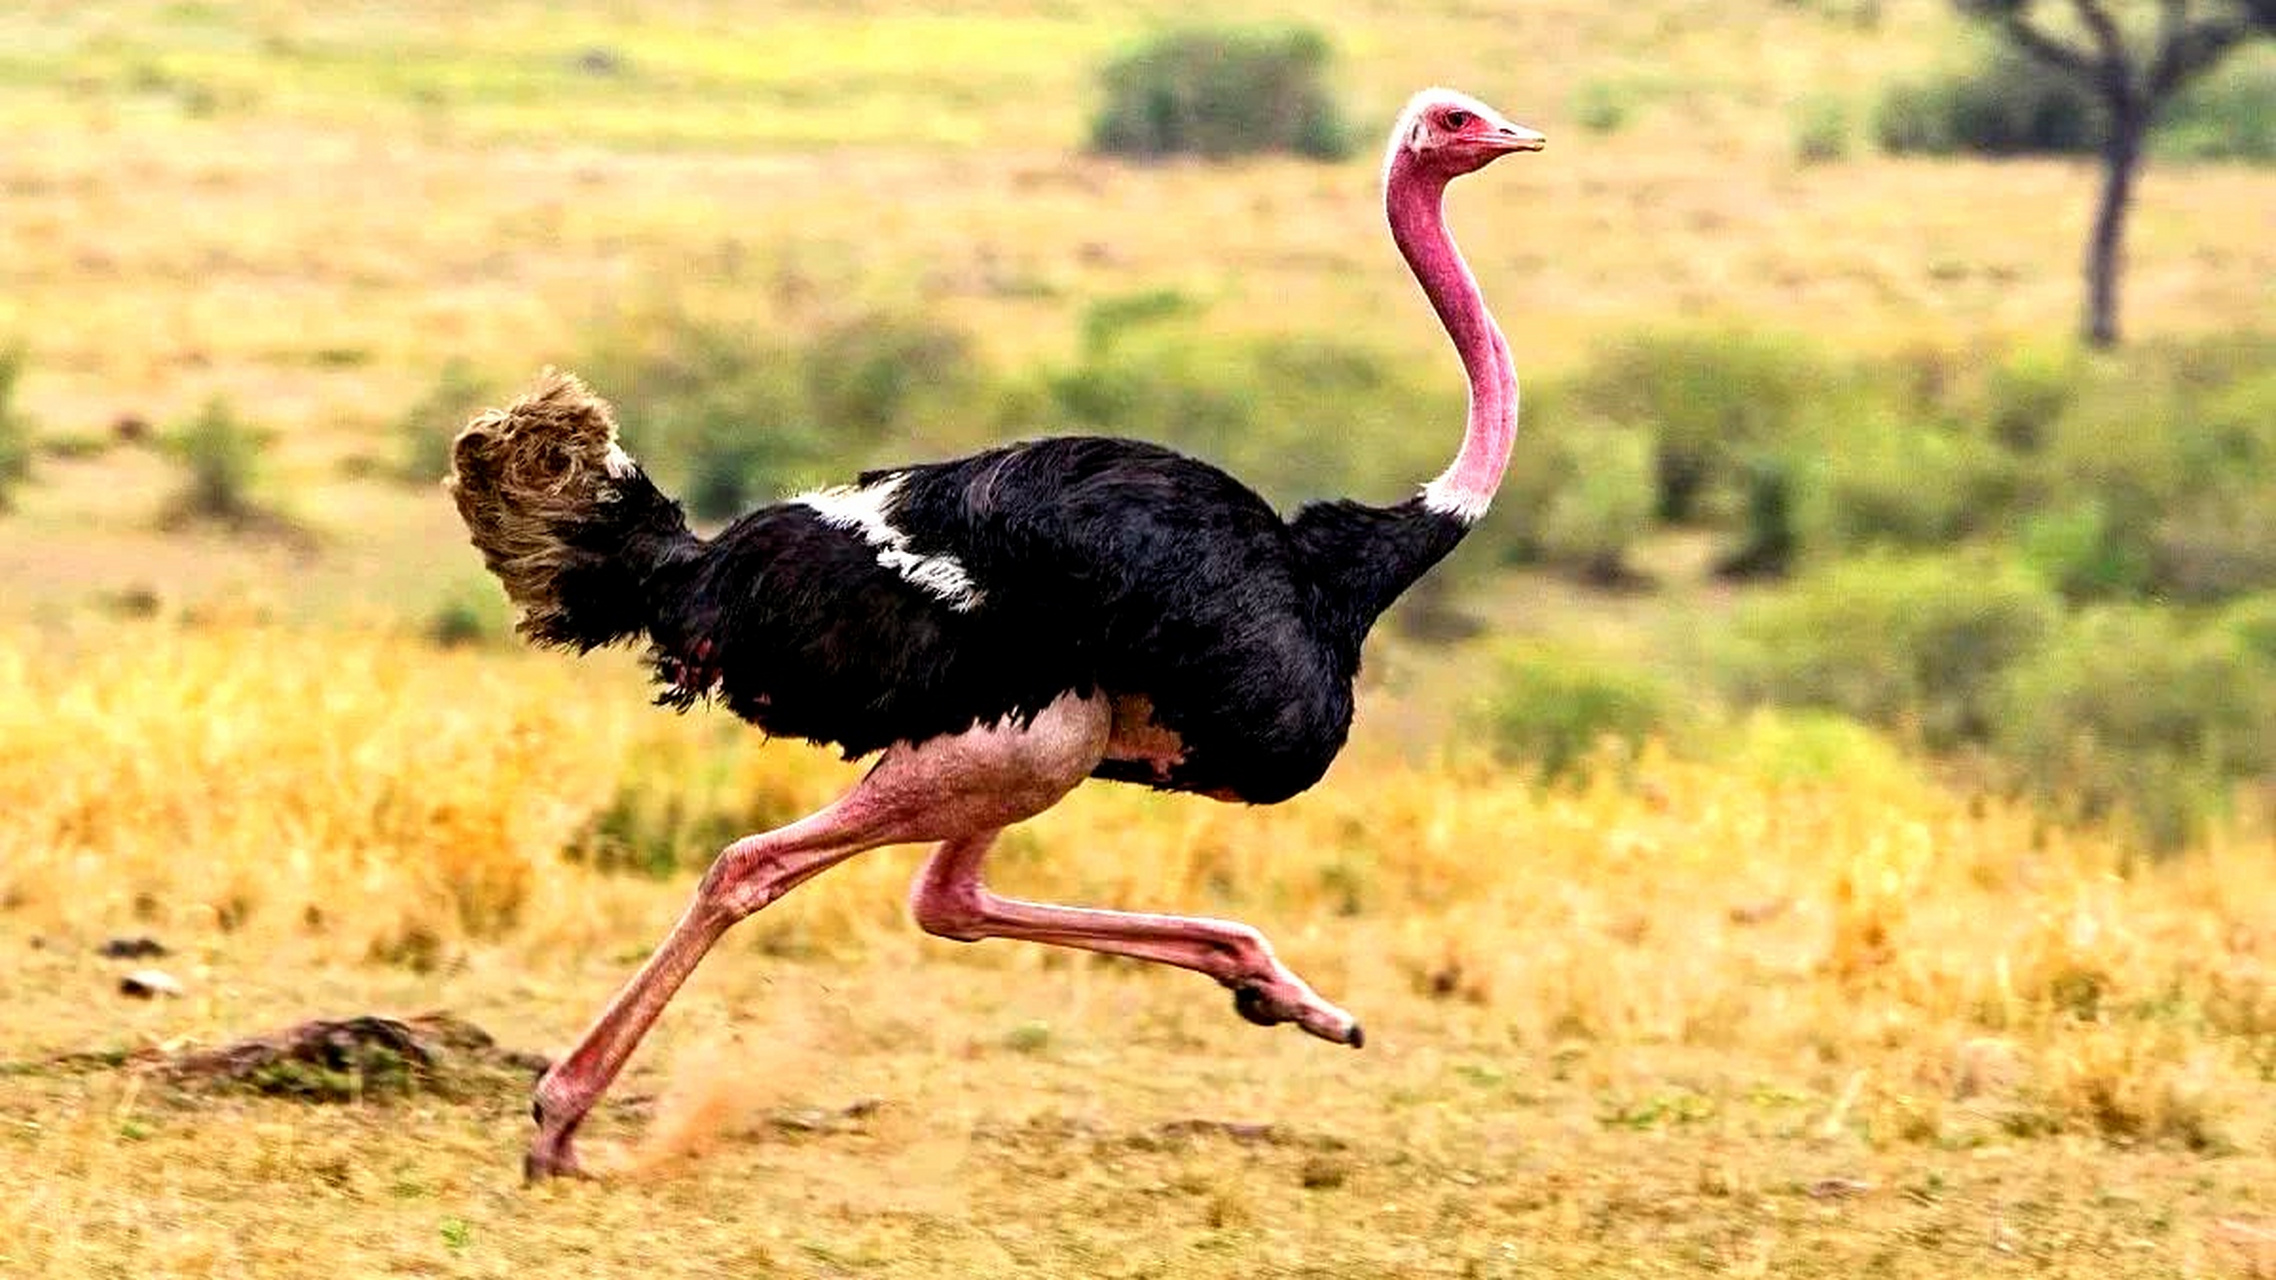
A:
[1387,88,1545,182]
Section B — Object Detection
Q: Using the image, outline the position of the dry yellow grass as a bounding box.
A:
[3,621,2273,1276]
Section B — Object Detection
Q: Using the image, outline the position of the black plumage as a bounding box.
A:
[627,436,1468,805]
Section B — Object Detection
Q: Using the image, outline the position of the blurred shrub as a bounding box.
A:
[1875,45,2102,155]
[1090,26,1352,161]
[2020,499,2153,599]
[1464,641,1679,780]
[1536,423,1657,584]
[2159,57,2276,161]
[396,358,495,484]
[1564,329,1857,524]
[805,319,974,437]
[0,346,29,510]
[2223,593,2276,663]
[1974,345,2081,452]
[1716,452,1805,578]
[1079,288,1196,358]
[427,579,510,649]
[1996,607,2276,848]
[1877,43,2276,160]
[1793,94,1852,163]
[577,308,808,522]
[674,394,809,522]
[2148,368,2276,598]
[1721,551,2061,748]
[580,307,980,522]
[167,397,269,524]
[1042,331,1452,511]
[1810,409,2016,549]
[2023,349,2276,602]
[1570,80,1637,134]
[568,726,810,878]
[1716,707,1918,788]
[2150,484,2276,602]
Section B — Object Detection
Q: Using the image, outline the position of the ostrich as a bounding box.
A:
[449,87,1544,1180]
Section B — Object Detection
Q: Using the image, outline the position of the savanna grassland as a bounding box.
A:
[7,624,2276,1278]
[3,2,2276,1277]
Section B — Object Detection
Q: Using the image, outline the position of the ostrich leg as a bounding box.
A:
[909,831,1363,1047]
[526,693,1111,1180]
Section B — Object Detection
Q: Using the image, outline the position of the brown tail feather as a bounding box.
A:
[446,370,696,650]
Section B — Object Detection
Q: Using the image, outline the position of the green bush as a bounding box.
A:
[1570,80,1638,134]
[1090,26,1352,161]
[168,397,268,524]
[579,308,980,522]
[2159,56,2276,162]
[1974,345,2081,452]
[2020,499,2153,599]
[427,578,510,648]
[1079,289,1195,358]
[1996,607,2276,848]
[0,346,29,510]
[675,393,812,523]
[1716,708,1918,788]
[1563,330,1858,524]
[2222,593,2276,663]
[1877,43,2276,160]
[1536,424,1657,583]
[2150,484,2276,602]
[1810,409,2017,550]
[1715,452,1805,579]
[1721,551,2061,748]
[396,358,495,484]
[1042,332,1451,510]
[2015,354,2276,601]
[1465,642,1679,780]
[804,318,977,440]
[1875,45,2103,155]
[1793,94,1852,163]
[568,727,809,878]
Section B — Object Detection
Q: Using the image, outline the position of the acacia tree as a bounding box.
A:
[1956,0,2273,346]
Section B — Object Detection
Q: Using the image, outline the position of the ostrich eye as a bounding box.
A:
[1443,109,1472,129]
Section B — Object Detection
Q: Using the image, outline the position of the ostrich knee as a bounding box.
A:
[693,833,834,922]
[909,876,989,942]
[1197,923,1276,985]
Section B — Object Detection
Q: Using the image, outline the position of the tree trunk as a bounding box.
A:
[2084,111,2146,349]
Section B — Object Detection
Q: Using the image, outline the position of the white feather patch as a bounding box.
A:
[1419,473,1493,523]
[792,473,986,611]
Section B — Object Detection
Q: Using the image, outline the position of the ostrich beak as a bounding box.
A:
[1491,123,1546,153]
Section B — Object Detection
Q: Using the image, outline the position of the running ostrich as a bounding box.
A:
[450,87,1545,1179]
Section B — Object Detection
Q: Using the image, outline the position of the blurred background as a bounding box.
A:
[4,6,2276,1273]
[3,0,2271,847]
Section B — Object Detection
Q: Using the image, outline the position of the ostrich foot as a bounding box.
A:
[524,1094,594,1182]
[523,1144,588,1182]
[1231,982,1365,1048]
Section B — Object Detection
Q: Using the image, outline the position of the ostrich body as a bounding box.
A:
[449,88,1544,1179]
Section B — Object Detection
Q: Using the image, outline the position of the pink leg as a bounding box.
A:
[525,693,1111,1180]
[909,830,1364,1048]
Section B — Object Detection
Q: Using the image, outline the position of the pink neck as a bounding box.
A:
[1385,154,1516,523]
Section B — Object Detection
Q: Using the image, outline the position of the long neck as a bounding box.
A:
[1385,155,1517,523]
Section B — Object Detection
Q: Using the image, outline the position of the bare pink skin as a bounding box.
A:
[524,692,1357,1180]
[522,90,1542,1181]
[910,827,1360,1044]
